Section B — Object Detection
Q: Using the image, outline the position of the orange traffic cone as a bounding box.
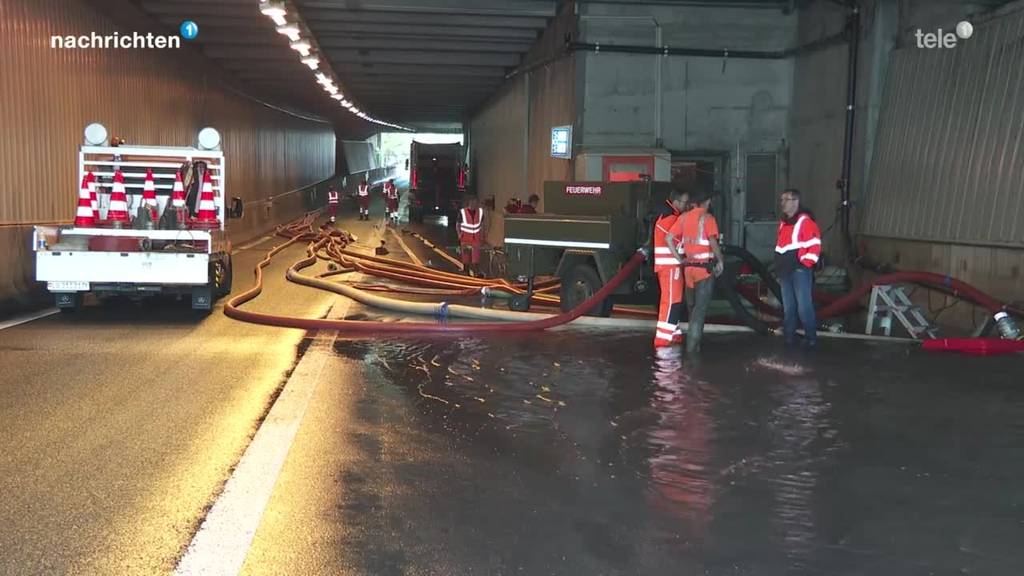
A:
[141,168,159,221]
[170,170,187,209]
[74,175,95,227]
[192,170,220,229]
[107,170,131,228]
[86,172,99,220]
[164,170,189,229]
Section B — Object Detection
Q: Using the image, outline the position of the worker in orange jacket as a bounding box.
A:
[458,195,485,276]
[651,188,690,348]
[775,188,821,347]
[357,179,370,220]
[666,191,724,353]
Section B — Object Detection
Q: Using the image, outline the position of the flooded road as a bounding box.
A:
[315,332,1023,575]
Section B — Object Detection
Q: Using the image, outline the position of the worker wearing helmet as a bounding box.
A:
[357,179,370,220]
[652,188,690,348]
[458,195,485,277]
[667,190,724,353]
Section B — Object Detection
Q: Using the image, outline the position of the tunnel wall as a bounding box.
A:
[468,3,577,247]
[578,3,795,249]
[792,0,1024,330]
[0,0,336,316]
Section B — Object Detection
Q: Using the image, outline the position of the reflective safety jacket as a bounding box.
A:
[327,190,339,204]
[653,201,682,272]
[459,207,483,244]
[358,184,369,197]
[775,211,821,270]
[673,206,719,287]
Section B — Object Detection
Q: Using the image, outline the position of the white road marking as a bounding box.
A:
[388,227,423,266]
[174,224,377,576]
[173,334,333,576]
[232,234,274,254]
[0,308,58,331]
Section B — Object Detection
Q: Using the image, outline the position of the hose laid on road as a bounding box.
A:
[225,226,649,332]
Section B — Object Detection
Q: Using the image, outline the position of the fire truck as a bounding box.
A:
[502,180,669,316]
[502,179,776,329]
[34,125,243,313]
[407,141,467,224]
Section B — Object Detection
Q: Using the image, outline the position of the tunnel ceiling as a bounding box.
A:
[132,0,849,134]
[136,0,558,133]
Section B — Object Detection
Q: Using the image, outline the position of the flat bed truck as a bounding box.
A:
[34,136,242,313]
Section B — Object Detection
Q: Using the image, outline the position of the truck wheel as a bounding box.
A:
[222,255,233,296]
[561,263,613,317]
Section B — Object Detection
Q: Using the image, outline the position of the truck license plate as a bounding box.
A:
[47,281,89,291]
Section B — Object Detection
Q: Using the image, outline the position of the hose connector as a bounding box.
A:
[994,311,1022,340]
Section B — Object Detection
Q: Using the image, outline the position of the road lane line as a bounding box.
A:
[175,224,376,575]
[0,308,58,331]
[388,227,423,266]
[232,234,274,254]
[173,335,332,576]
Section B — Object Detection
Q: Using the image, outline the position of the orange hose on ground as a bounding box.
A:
[224,230,648,333]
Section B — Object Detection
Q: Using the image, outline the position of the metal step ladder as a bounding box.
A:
[865,284,938,339]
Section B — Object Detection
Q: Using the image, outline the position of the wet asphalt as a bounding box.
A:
[245,196,1024,574]
[1,189,1022,575]
[240,325,1024,575]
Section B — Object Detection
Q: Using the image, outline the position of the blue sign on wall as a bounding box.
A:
[551,125,572,159]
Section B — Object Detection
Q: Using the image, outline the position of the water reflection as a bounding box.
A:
[333,332,1024,574]
[644,347,716,541]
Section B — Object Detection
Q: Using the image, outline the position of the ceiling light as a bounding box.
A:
[331,93,344,100]
[289,40,311,57]
[301,56,319,70]
[276,24,300,42]
[259,1,288,26]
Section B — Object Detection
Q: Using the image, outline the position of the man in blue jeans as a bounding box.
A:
[774,189,822,347]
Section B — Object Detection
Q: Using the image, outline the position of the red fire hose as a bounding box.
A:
[224,229,647,333]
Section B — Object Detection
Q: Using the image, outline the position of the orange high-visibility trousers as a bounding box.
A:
[654,266,684,347]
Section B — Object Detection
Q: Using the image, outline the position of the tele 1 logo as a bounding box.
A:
[916,21,973,48]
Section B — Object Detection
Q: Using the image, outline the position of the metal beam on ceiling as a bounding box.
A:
[307,23,541,40]
[314,38,534,54]
[295,0,556,18]
[301,9,549,29]
[326,49,521,67]
[154,15,269,28]
[329,63,508,78]
[343,79,503,89]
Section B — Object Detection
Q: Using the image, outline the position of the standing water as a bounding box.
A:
[331,331,1024,574]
